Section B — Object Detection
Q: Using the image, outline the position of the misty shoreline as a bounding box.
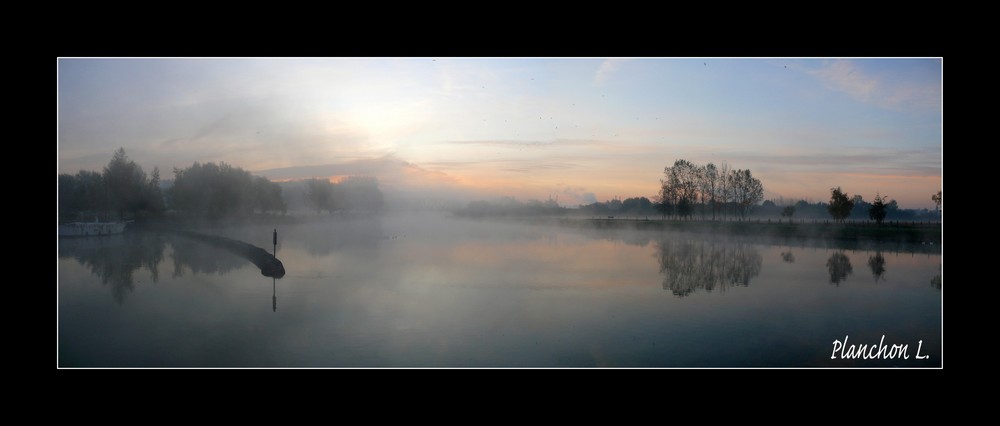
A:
[486,215,941,253]
[122,211,940,256]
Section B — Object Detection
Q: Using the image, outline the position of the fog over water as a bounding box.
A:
[58,57,942,368]
[58,212,940,367]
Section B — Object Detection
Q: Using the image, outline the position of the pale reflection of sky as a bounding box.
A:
[58,213,941,367]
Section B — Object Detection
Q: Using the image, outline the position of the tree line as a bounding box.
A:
[169,161,286,219]
[61,149,939,224]
[454,196,566,217]
[657,159,763,221]
[822,187,940,225]
[578,196,655,217]
[573,159,939,224]
[59,148,165,221]
[59,148,385,223]
[304,176,385,214]
[501,160,765,220]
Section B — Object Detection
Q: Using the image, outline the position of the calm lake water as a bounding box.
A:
[58,213,942,367]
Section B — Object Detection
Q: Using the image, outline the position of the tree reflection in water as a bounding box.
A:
[60,231,259,304]
[654,239,762,297]
[169,236,245,277]
[58,232,166,304]
[780,251,795,263]
[867,251,886,282]
[826,251,853,285]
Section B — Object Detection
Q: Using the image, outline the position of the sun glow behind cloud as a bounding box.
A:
[58,57,942,209]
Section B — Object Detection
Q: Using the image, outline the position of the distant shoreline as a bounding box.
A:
[509,216,942,249]
[126,212,941,253]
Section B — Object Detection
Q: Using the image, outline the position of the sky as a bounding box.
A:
[57,57,942,209]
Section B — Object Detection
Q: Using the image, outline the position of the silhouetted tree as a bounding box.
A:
[677,197,694,219]
[652,194,671,219]
[719,162,731,220]
[848,194,872,220]
[886,199,899,216]
[76,170,108,217]
[339,176,385,212]
[169,161,265,219]
[662,159,699,219]
[135,166,165,218]
[932,190,942,214]
[731,169,764,220]
[659,159,766,221]
[827,187,854,223]
[104,148,159,219]
[252,176,286,214]
[306,178,334,214]
[760,200,778,216]
[657,175,676,219]
[781,205,795,223]
[59,149,163,221]
[869,192,888,224]
[621,196,653,216]
[703,163,719,220]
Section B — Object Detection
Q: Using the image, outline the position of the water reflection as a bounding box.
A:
[867,252,886,282]
[654,239,762,297]
[169,236,246,277]
[931,274,941,290]
[826,251,853,285]
[60,231,280,305]
[58,233,166,303]
[60,216,942,367]
[296,218,383,256]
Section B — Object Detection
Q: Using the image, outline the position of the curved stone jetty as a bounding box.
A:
[173,230,286,278]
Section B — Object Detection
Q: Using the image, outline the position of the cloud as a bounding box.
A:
[880,80,941,110]
[809,60,878,102]
[594,59,623,84]
[722,146,940,178]
[448,139,597,148]
[501,162,580,173]
[806,59,940,110]
[556,184,597,205]
[254,154,460,187]
[423,157,585,174]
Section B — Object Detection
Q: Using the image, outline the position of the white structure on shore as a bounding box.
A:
[58,219,130,237]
